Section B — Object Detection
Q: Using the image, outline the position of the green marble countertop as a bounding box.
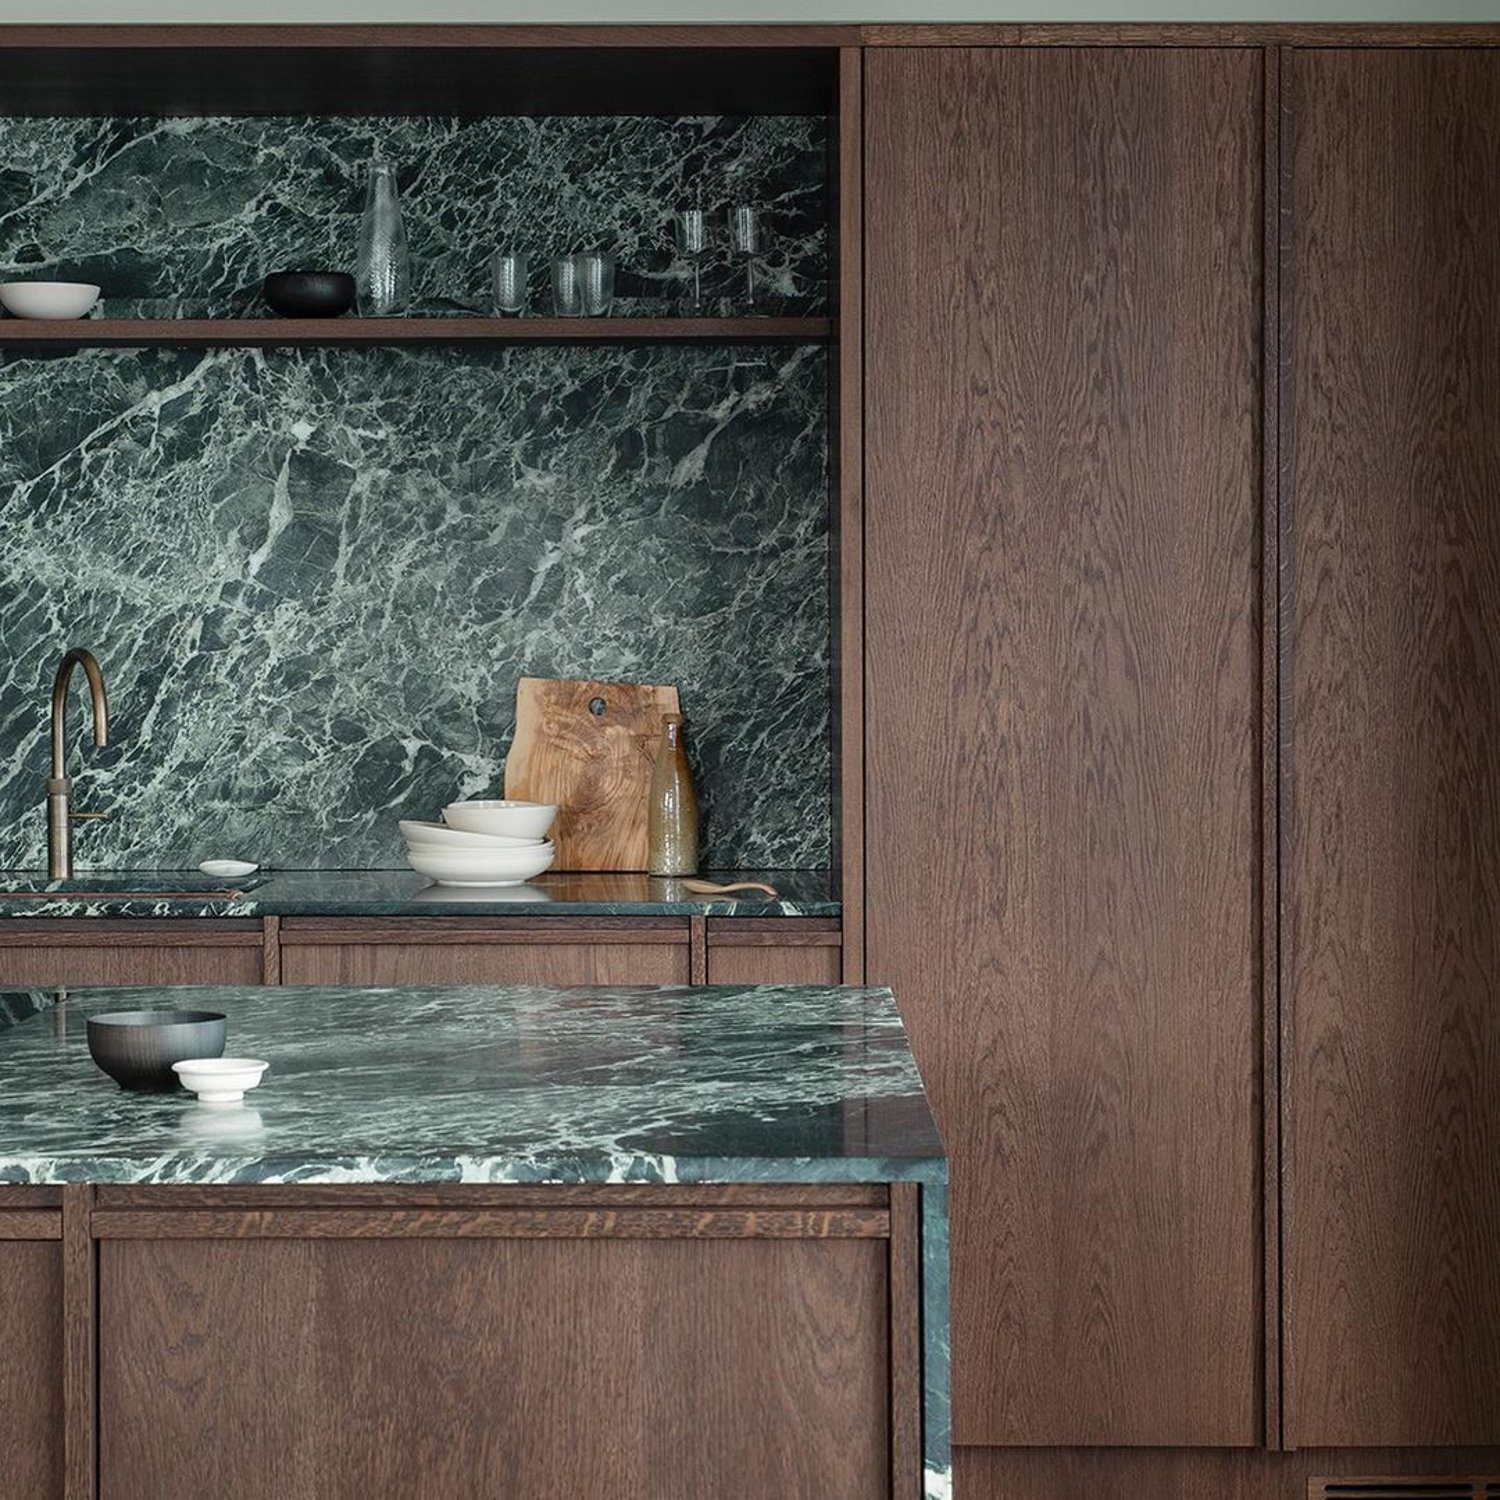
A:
[0,868,838,920]
[0,982,942,1185]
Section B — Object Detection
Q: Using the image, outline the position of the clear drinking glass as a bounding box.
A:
[673,209,710,314]
[577,253,616,317]
[356,161,411,317]
[551,255,583,317]
[728,205,762,309]
[491,251,528,316]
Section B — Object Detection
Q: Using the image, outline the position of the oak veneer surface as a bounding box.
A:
[0,933,263,990]
[1283,48,1500,1449]
[0,1239,62,1498]
[279,937,689,986]
[955,1445,1500,1500]
[100,1235,887,1499]
[706,941,842,985]
[866,46,1262,1445]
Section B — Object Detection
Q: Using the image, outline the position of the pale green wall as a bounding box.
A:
[18,1,1500,21]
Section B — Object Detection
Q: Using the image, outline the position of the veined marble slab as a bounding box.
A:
[0,866,839,918]
[0,341,830,871]
[0,114,827,317]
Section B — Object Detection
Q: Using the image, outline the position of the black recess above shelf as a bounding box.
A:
[0,317,835,350]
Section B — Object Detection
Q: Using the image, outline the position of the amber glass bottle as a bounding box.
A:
[647,712,699,876]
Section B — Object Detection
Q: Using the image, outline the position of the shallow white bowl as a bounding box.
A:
[407,841,555,888]
[399,819,539,851]
[172,1056,268,1105]
[0,281,101,319]
[442,799,557,841]
[199,858,260,878]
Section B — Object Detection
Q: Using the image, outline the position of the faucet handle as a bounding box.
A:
[69,810,111,822]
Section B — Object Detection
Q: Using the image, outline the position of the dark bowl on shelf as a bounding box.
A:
[86,1010,227,1091]
[262,270,356,319]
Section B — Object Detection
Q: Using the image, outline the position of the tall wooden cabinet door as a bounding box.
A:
[865,47,1264,1446]
[1283,49,1500,1449]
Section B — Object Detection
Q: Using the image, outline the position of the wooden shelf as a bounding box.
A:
[0,316,833,350]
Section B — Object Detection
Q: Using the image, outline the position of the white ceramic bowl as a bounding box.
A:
[0,282,101,319]
[399,818,539,850]
[172,1057,269,1105]
[407,841,555,888]
[442,799,557,841]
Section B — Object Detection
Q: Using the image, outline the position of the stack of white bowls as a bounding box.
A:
[400,800,558,887]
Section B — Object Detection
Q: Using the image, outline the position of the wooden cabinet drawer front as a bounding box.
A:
[100,1232,888,1500]
[0,922,265,989]
[705,918,842,985]
[278,919,692,987]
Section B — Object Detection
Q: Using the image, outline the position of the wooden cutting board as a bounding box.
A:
[503,677,681,871]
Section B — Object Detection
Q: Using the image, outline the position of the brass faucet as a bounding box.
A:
[46,648,110,880]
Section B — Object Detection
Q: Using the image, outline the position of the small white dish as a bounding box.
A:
[173,1056,268,1105]
[406,841,556,887]
[399,819,538,851]
[0,281,101,319]
[442,799,557,841]
[199,859,260,879]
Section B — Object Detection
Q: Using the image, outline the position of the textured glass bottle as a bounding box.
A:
[356,161,411,316]
[647,713,699,876]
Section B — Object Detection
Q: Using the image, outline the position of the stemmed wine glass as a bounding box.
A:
[728,204,762,310]
[674,208,710,314]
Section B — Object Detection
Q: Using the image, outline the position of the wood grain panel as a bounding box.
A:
[706,921,843,985]
[100,1234,887,1499]
[706,942,842,985]
[62,1186,94,1500]
[865,47,1263,1445]
[0,1238,63,1499]
[955,1446,1500,1500]
[92,1207,890,1240]
[279,937,689,986]
[0,921,263,989]
[1282,48,1500,1449]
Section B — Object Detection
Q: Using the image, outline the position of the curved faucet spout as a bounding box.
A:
[46,647,110,879]
[50,647,109,781]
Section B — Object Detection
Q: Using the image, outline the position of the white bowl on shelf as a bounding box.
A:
[406,841,555,887]
[399,818,539,850]
[172,1057,269,1105]
[442,799,557,841]
[0,281,101,319]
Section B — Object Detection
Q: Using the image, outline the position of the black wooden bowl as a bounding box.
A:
[86,1010,227,1091]
[261,270,356,318]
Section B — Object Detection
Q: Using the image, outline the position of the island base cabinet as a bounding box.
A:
[95,1203,894,1499]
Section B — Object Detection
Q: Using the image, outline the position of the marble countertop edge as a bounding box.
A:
[0,868,841,920]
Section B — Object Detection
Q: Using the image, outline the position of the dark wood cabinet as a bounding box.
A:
[865,46,1265,1446]
[0,1194,64,1499]
[1281,47,1500,1449]
[93,1186,898,1500]
[704,919,842,985]
[276,918,692,986]
[0,922,267,990]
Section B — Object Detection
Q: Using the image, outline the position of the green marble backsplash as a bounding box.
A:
[0,116,830,871]
[0,114,828,316]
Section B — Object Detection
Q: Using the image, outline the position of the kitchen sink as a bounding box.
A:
[0,874,268,899]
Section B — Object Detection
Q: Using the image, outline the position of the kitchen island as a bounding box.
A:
[0,981,947,1500]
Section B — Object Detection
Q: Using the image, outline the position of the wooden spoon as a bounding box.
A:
[681,878,780,899]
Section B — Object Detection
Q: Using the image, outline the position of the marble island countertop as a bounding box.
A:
[0,868,838,920]
[0,982,942,1186]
